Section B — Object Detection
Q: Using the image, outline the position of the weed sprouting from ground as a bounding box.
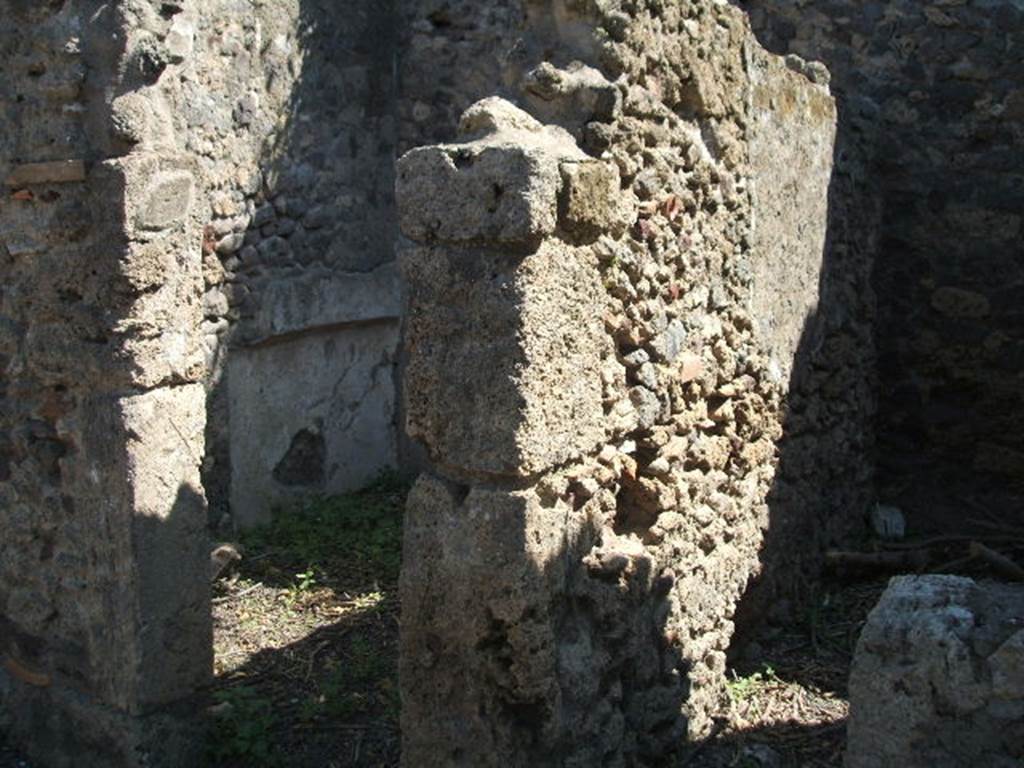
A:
[725,665,778,705]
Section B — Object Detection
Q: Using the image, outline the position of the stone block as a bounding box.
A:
[399,474,567,766]
[94,155,197,241]
[401,239,607,478]
[229,323,399,529]
[110,384,211,710]
[395,97,586,246]
[135,170,194,232]
[59,384,212,712]
[244,261,402,344]
[846,575,1024,768]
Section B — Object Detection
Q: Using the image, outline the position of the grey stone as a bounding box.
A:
[629,386,661,430]
[648,319,688,363]
[522,61,622,127]
[402,239,607,478]
[252,203,276,228]
[229,324,399,529]
[215,233,244,255]
[622,348,651,368]
[846,576,1024,768]
[635,362,659,389]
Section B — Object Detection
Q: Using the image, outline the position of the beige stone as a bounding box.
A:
[402,239,607,478]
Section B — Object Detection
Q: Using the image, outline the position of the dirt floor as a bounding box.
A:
[209,474,406,768]
[0,477,898,767]
[686,580,887,768]
[204,476,886,768]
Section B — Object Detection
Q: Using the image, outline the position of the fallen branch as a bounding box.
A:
[969,542,1024,582]
[825,549,930,573]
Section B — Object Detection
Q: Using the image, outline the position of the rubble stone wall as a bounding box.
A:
[742,0,1024,527]
[181,0,403,528]
[3,1,1021,764]
[396,2,875,764]
[1,2,210,765]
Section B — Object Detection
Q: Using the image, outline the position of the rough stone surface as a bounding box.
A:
[847,575,1024,768]
[177,0,405,527]
[402,235,607,479]
[7,0,1019,765]
[0,3,210,764]
[228,325,398,528]
[743,0,1024,532]
[396,4,868,763]
[747,47,836,378]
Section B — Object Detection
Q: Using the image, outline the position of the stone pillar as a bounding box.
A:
[396,98,633,766]
[394,3,843,761]
[1,4,209,765]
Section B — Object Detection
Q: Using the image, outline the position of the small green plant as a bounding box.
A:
[725,664,777,704]
[284,566,319,606]
[208,686,277,765]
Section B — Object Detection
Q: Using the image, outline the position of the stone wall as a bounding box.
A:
[396,1,874,764]
[1,2,209,764]
[740,0,1024,530]
[181,0,403,529]
[1,0,1019,763]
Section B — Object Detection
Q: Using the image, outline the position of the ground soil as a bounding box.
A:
[686,580,888,768]
[207,476,405,768]
[12,475,1005,767]
[203,477,887,768]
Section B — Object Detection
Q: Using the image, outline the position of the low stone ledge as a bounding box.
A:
[241,261,403,346]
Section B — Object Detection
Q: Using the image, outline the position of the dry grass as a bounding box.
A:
[686,581,887,768]
[208,474,406,768]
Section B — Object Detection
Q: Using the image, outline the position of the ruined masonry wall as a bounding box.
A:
[181,0,402,529]
[744,0,1024,526]
[1,3,209,765]
[397,1,873,765]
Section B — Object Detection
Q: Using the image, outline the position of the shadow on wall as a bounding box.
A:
[737,0,1024,536]
[1,1,215,760]
[1,480,211,767]
[733,78,879,632]
[393,9,878,765]
[199,0,403,533]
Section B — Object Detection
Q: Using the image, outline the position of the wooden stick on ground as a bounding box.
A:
[825,549,930,573]
[969,542,1024,582]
